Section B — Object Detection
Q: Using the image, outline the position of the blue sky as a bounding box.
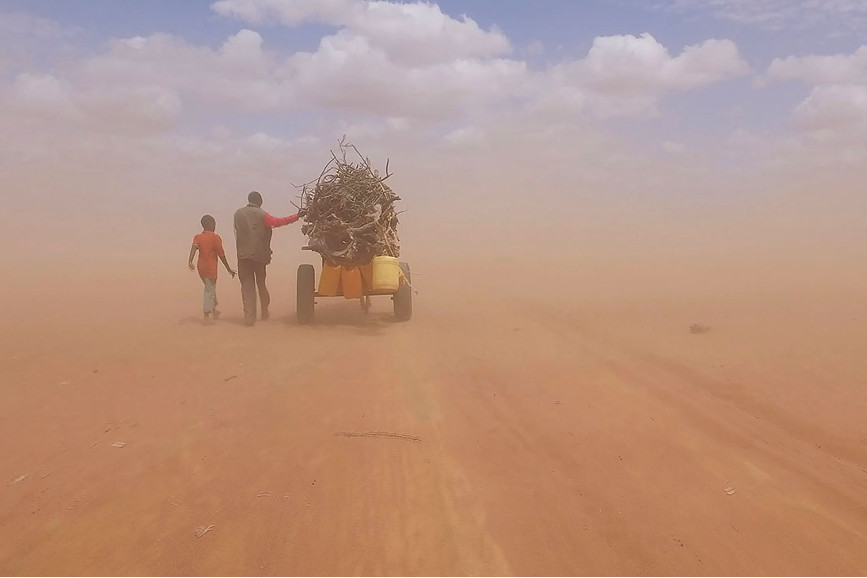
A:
[1,0,866,251]
[3,0,863,144]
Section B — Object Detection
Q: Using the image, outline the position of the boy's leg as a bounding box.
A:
[238,259,257,326]
[202,277,217,321]
[254,262,271,320]
[212,284,221,319]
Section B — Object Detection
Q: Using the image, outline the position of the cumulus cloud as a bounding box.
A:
[767,46,867,85]
[538,33,748,118]
[0,9,80,71]
[211,0,511,66]
[36,1,522,122]
[0,0,749,144]
[211,0,358,26]
[765,45,867,148]
[793,84,867,132]
[8,71,180,134]
[0,0,754,181]
[11,73,78,118]
[580,34,746,93]
[74,30,284,111]
[444,125,485,146]
[289,37,526,117]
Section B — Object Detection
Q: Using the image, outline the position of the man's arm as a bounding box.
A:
[264,213,300,228]
[220,254,236,278]
[188,244,198,271]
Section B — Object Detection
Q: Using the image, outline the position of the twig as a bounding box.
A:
[333,431,421,442]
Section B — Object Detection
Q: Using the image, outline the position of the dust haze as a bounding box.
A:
[2,126,867,574]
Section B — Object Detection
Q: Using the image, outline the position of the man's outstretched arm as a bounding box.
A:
[264,213,300,228]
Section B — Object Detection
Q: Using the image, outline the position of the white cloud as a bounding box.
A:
[767,46,867,85]
[537,33,748,118]
[212,0,511,66]
[0,2,748,142]
[8,69,181,135]
[12,73,78,119]
[78,85,182,134]
[669,0,867,30]
[220,28,267,68]
[0,2,753,183]
[444,125,485,146]
[765,45,867,150]
[67,30,291,113]
[793,84,867,132]
[211,0,356,26]
[281,29,526,118]
[726,127,764,148]
[39,4,520,122]
[582,34,746,93]
[0,9,81,69]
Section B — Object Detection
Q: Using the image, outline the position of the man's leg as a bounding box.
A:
[255,262,271,320]
[238,259,257,326]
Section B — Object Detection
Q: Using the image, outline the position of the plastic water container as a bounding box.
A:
[371,256,401,292]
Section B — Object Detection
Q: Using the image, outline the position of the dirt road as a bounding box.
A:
[1,267,866,575]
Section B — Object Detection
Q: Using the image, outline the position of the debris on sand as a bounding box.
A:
[689,323,711,334]
[298,137,401,267]
[195,524,215,538]
[11,474,29,486]
[724,486,736,495]
[109,441,127,448]
[333,431,421,442]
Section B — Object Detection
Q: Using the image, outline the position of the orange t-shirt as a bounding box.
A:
[193,231,225,280]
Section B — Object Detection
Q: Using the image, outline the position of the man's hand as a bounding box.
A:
[188,262,195,272]
[229,269,237,279]
[297,208,307,218]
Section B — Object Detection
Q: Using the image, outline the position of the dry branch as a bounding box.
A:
[297,137,401,267]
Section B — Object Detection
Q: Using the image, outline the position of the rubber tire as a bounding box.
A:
[393,262,412,321]
[297,264,315,325]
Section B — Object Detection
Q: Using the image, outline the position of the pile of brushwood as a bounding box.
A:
[297,138,401,267]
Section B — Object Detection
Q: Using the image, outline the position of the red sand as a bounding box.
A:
[1,261,866,575]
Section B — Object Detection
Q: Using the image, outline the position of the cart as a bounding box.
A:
[296,251,412,324]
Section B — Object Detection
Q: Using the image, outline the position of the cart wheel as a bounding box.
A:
[393,262,412,321]
[297,264,315,324]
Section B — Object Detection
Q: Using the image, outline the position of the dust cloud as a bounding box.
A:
[1,140,867,574]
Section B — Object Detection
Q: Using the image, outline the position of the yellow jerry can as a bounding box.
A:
[341,266,364,299]
[371,256,401,293]
[318,262,342,296]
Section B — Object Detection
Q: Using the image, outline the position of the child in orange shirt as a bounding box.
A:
[188,214,236,324]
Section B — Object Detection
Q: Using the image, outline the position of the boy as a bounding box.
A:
[188,214,236,324]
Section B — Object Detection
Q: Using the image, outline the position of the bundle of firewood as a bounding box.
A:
[298,138,401,267]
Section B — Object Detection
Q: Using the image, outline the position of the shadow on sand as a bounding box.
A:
[285,300,401,337]
[178,302,403,336]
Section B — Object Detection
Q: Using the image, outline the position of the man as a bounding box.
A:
[234,191,302,326]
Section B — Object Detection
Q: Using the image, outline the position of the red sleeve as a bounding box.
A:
[215,234,226,257]
[192,234,201,246]
[264,213,299,228]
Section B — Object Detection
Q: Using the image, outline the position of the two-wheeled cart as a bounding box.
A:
[296,251,411,324]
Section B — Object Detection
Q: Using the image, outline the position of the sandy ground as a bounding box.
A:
[1,259,867,576]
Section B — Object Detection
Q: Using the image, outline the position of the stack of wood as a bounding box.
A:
[298,138,401,267]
